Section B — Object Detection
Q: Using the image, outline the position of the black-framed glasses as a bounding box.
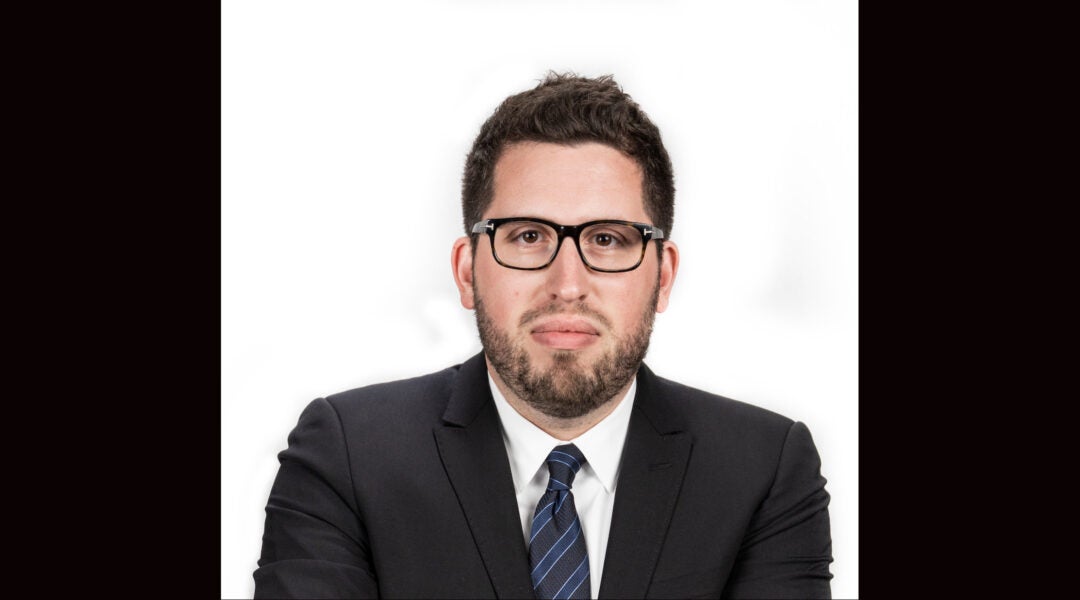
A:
[470,217,665,273]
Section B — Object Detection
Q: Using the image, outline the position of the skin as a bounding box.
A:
[451,141,679,440]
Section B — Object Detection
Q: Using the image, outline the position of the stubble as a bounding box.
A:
[474,283,659,420]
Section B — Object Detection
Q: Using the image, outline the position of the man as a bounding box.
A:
[254,73,832,599]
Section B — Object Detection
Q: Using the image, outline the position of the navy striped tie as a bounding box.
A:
[528,444,590,600]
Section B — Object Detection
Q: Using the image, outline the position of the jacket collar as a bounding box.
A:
[434,352,534,598]
[598,363,693,598]
[441,352,494,427]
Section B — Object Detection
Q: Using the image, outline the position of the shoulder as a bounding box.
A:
[643,369,795,435]
[638,368,815,467]
[280,361,474,463]
[640,368,824,491]
[319,362,464,426]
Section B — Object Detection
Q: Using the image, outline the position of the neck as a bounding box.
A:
[486,358,632,441]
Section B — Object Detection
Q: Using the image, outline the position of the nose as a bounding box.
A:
[545,237,590,303]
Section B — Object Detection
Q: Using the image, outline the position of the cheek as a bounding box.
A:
[476,271,525,322]
[606,277,657,324]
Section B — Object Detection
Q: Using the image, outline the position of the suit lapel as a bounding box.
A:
[433,353,534,599]
[599,364,693,599]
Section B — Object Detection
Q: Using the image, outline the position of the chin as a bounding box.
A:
[530,343,600,366]
[550,349,584,365]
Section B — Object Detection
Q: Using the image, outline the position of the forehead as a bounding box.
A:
[487,141,648,223]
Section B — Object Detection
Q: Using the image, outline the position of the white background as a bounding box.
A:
[222,1,857,597]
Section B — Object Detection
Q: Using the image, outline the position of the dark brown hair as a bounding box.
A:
[461,73,675,251]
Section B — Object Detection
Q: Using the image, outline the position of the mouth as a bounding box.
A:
[529,318,601,350]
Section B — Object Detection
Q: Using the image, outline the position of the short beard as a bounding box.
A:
[474,284,659,420]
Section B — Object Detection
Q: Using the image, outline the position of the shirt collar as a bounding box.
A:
[489,371,636,495]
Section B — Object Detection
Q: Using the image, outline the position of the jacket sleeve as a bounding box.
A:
[721,421,833,599]
[253,398,378,599]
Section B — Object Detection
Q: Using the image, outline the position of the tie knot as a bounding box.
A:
[545,444,586,492]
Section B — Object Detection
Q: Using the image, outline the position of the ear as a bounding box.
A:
[451,236,476,310]
[655,240,679,313]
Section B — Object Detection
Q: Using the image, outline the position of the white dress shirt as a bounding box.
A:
[488,374,636,599]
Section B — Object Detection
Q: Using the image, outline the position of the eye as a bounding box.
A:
[590,231,626,248]
[501,224,552,247]
[515,229,543,244]
[594,233,614,246]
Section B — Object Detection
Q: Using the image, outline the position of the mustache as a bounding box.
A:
[518,301,613,331]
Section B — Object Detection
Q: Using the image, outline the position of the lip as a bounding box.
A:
[530,318,600,335]
[529,318,601,350]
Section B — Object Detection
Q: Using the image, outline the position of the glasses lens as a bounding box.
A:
[579,223,644,270]
[491,220,646,270]
[493,220,560,268]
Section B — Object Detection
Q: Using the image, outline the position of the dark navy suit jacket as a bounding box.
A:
[254,352,833,598]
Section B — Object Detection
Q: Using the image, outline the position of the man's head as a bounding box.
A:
[461,73,675,256]
[451,74,679,423]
